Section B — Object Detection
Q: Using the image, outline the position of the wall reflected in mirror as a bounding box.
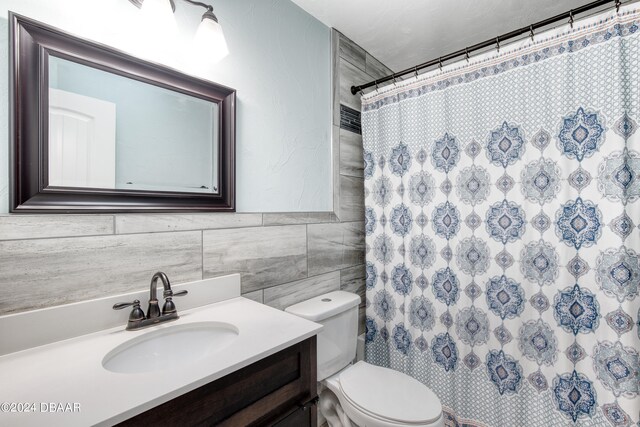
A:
[48,56,219,194]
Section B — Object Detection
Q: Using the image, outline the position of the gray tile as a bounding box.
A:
[332,30,341,127]
[308,222,365,276]
[263,212,337,226]
[332,125,341,215]
[0,215,114,241]
[263,271,340,311]
[365,52,393,80]
[339,58,367,112]
[0,231,202,315]
[340,264,365,305]
[242,289,263,304]
[339,129,364,178]
[338,33,366,72]
[339,175,365,222]
[115,213,262,234]
[203,225,307,293]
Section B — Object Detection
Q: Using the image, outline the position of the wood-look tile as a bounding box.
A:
[338,33,366,72]
[0,231,202,315]
[340,264,366,305]
[263,271,340,311]
[365,52,393,80]
[262,212,337,226]
[242,289,263,304]
[332,125,341,215]
[115,213,262,234]
[339,129,364,178]
[0,215,114,241]
[339,58,367,112]
[308,222,365,276]
[203,225,307,293]
[339,175,365,222]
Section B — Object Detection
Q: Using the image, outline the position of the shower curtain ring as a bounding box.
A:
[496,37,500,52]
[439,57,443,71]
[392,73,397,86]
[414,66,418,78]
[569,10,574,28]
[465,48,469,62]
[530,25,535,41]
[374,80,379,93]
[616,0,621,12]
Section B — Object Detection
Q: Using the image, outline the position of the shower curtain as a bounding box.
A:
[362,5,639,427]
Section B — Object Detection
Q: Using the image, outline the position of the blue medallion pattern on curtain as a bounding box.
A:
[361,6,640,427]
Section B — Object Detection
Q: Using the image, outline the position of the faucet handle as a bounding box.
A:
[161,290,188,316]
[113,300,146,329]
[113,299,142,310]
[162,288,188,298]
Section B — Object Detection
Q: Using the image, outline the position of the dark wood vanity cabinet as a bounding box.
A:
[118,337,317,427]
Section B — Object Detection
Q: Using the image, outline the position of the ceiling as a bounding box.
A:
[290,0,600,72]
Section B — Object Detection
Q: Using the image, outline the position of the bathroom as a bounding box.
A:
[0,0,638,425]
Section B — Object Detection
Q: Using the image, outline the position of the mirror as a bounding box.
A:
[48,56,220,194]
[10,13,235,213]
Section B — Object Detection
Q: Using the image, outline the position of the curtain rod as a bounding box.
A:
[350,0,620,95]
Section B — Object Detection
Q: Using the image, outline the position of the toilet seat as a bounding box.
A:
[337,361,443,425]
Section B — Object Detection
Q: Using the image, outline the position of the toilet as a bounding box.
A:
[286,291,445,427]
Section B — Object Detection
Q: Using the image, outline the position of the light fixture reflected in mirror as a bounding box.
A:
[129,0,229,64]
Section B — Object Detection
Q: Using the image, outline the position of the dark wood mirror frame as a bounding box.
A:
[9,13,236,213]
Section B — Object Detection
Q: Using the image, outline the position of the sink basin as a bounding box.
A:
[102,321,239,374]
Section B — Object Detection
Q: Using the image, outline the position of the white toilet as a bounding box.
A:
[286,291,445,427]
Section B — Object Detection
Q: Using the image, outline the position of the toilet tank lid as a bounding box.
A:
[285,291,361,322]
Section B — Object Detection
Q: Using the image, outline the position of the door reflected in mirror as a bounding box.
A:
[48,56,219,194]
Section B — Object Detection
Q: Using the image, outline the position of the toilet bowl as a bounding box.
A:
[285,291,444,427]
[323,361,444,427]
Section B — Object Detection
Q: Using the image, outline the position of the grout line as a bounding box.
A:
[81,222,265,238]
[0,232,121,243]
[257,269,342,294]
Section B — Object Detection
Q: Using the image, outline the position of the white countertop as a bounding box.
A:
[0,297,322,426]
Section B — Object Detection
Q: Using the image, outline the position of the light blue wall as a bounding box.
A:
[0,0,332,212]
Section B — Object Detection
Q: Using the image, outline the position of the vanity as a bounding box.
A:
[0,274,322,426]
[118,337,317,426]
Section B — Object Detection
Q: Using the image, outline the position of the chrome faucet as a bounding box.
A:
[113,271,188,330]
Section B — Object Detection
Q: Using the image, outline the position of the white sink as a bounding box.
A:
[102,321,239,374]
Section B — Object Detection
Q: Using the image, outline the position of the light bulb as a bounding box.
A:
[136,0,178,63]
[192,11,229,64]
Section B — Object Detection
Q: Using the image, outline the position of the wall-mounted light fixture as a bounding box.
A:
[129,0,228,63]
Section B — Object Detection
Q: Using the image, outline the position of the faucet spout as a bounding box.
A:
[147,271,172,319]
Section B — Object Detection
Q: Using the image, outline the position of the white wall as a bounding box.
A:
[0,0,332,212]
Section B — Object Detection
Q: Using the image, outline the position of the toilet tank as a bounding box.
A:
[285,291,361,381]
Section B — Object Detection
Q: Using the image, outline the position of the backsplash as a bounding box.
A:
[0,213,363,313]
[0,29,393,337]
